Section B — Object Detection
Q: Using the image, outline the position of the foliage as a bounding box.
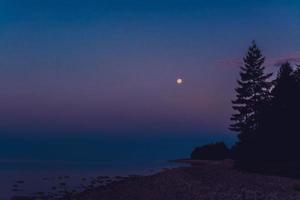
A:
[191,142,230,160]
[230,41,272,145]
[231,42,300,177]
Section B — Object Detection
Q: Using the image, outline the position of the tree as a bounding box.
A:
[238,62,300,177]
[229,44,300,177]
[191,142,230,160]
[266,62,298,161]
[272,62,295,110]
[230,41,273,146]
[293,65,300,112]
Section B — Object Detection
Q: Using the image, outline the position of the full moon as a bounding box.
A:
[176,78,183,85]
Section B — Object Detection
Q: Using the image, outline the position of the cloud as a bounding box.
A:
[216,52,300,68]
[266,52,300,66]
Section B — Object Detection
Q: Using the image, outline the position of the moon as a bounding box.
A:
[176,78,183,85]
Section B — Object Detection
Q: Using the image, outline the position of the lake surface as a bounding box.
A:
[0,159,184,200]
[0,134,235,199]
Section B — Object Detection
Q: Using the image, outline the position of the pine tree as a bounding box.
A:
[258,62,300,163]
[272,62,295,107]
[230,41,272,144]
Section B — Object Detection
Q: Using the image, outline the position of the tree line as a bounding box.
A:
[231,41,300,176]
[191,41,300,177]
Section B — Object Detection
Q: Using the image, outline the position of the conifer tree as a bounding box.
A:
[257,62,300,163]
[230,41,272,144]
[272,62,294,107]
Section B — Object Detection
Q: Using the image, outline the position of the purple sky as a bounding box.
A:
[1,0,300,136]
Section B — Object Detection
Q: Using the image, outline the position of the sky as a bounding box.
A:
[0,0,300,162]
[0,0,300,198]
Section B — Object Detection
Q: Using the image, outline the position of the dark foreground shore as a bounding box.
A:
[57,162,300,200]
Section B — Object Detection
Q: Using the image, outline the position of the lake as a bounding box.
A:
[0,134,235,199]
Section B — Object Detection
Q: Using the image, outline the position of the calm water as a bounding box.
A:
[0,134,235,199]
[0,159,184,200]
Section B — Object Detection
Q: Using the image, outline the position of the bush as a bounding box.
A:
[191,142,230,160]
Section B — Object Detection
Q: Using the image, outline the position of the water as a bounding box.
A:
[0,134,235,199]
[1,159,184,200]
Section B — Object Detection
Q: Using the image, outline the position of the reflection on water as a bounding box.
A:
[0,134,235,199]
[0,159,184,200]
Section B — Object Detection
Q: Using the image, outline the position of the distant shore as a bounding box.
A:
[169,158,234,167]
[58,160,300,200]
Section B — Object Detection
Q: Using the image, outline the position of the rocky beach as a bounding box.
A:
[63,162,300,200]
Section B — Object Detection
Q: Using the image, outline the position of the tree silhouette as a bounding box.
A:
[232,60,300,177]
[230,41,272,148]
[263,62,299,161]
[253,63,295,159]
[191,142,230,160]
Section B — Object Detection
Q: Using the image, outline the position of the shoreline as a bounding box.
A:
[10,160,300,200]
[169,158,234,167]
[63,161,300,200]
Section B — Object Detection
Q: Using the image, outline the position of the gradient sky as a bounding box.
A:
[1,0,300,138]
